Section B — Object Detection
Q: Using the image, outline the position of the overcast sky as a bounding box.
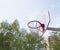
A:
[0,0,60,37]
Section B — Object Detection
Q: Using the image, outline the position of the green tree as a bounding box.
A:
[49,32,60,50]
[0,21,14,50]
[12,31,44,50]
[0,20,19,50]
[0,20,43,50]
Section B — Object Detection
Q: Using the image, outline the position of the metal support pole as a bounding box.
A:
[47,27,60,31]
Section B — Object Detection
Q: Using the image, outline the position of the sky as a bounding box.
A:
[0,0,60,37]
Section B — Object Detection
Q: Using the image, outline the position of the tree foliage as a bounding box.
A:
[0,20,43,50]
[49,32,60,50]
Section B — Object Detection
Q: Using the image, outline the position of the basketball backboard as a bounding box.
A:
[27,10,50,35]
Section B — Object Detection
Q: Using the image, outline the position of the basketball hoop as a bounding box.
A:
[27,20,45,32]
[27,11,50,36]
[27,10,60,37]
[27,20,46,36]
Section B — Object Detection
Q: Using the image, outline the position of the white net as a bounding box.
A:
[29,28,39,35]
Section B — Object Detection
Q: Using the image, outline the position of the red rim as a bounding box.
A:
[27,20,41,29]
